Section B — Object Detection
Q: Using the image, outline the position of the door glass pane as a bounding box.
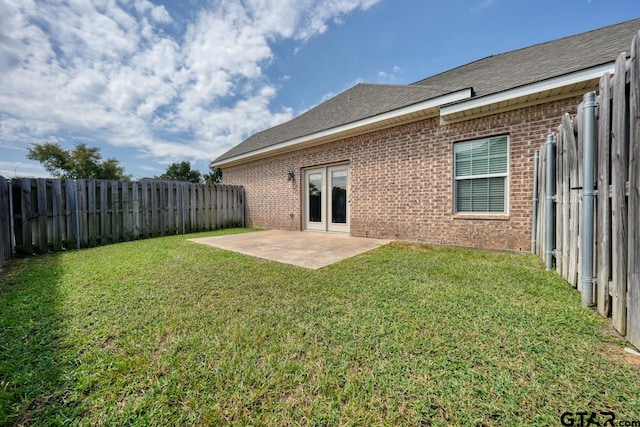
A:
[308,173,322,222]
[331,170,347,224]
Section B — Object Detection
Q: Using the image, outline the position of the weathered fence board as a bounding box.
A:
[189,184,196,231]
[20,179,32,255]
[65,179,76,249]
[150,180,158,237]
[611,52,629,335]
[132,181,141,239]
[87,180,96,247]
[556,123,564,276]
[561,121,571,281]
[597,73,612,317]
[100,180,108,245]
[52,179,63,252]
[36,179,47,254]
[536,31,640,348]
[216,185,223,230]
[78,180,89,248]
[564,113,581,288]
[112,181,120,243]
[575,105,584,290]
[122,182,131,241]
[628,33,640,347]
[0,178,244,265]
[0,176,10,268]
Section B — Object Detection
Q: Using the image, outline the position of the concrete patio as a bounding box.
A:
[189,230,391,269]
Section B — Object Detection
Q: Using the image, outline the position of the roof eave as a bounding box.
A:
[213,62,618,169]
[439,62,615,124]
[212,88,473,168]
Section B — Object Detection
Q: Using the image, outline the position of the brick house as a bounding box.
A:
[212,18,640,252]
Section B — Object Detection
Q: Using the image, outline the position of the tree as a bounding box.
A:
[157,161,202,183]
[203,166,222,184]
[27,142,129,180]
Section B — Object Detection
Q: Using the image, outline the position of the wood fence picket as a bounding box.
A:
[536,31,640,348]
[0,178,244,267]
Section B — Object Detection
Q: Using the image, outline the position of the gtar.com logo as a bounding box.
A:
[560,411,616,426]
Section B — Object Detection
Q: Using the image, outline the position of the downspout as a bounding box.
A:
[545,134,555,270]
[581,91,597,307]
[531,150,540,254]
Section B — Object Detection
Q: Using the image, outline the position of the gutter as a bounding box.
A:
[440,62,615,124]
[211,88,472,168]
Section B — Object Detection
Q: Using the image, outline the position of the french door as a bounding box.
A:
[303,165,349,233]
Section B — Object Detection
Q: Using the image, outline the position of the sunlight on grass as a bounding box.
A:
[1,229,639,425]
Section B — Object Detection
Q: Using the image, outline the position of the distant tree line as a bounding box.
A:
[27,142,130,180]
[26,142,222,183]
[156,161,222,184]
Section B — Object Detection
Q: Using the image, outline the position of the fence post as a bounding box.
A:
[581,91,597,307]
[531,150,540,254]
[545,134,556,270]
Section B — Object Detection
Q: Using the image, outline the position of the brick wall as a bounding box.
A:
[222,97,579,252]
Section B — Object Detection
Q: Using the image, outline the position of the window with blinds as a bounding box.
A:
[454,135,508,214]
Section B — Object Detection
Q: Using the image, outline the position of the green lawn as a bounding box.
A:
[1,229,639,426]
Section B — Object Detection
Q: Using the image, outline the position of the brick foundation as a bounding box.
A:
[222,97,579,252]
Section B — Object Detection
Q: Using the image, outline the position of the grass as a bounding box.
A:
[1,228,639,426]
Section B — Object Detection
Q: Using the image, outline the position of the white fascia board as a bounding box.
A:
[440,63,615,119]
[213,88,472,168]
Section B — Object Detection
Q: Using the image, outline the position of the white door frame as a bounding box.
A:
[303,164,350,233]
[303,168,326,231]
[327,165,349,233]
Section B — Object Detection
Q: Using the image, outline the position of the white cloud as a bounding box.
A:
[0,143,26,151]
[134,0,172,24]
[376,65,402,82]
[0,0,381,169]
[0,160,48,178]
[469,0,495,12]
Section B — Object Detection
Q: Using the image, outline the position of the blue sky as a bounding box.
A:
[1,0,638,180]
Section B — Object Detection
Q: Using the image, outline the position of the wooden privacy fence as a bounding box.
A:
[0,177,244,268]
[535,31,640,348]
[0,176,10,269]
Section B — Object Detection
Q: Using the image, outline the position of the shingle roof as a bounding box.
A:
[410,17,640,97]
[215,83,444,162]
[214,17,640,164]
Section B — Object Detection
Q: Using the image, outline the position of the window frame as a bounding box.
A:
[453,135,510,215]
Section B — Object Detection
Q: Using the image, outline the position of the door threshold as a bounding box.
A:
[303,229,350,235]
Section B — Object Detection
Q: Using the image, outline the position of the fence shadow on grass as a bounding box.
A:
[0,255,80,425]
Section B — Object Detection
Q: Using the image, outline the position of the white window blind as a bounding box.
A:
[454,136,508,213]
